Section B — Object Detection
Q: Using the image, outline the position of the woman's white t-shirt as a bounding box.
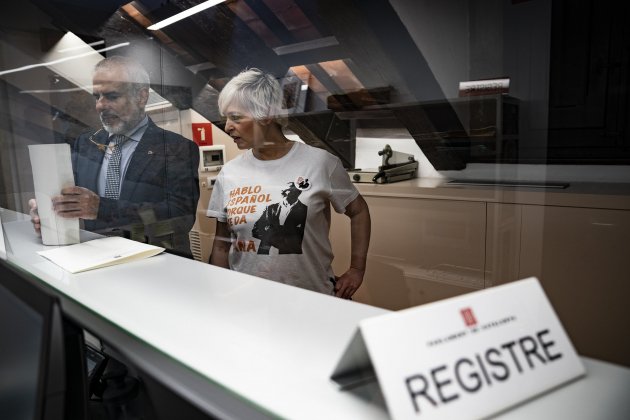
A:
[207,142,359,294]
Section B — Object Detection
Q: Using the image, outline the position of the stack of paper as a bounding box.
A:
[28,144,80,245]
[38,236,164,273]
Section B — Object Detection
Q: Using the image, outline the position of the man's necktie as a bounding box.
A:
[104,135,125,199]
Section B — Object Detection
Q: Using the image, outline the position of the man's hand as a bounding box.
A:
[28,198,41,236]
[51,186,99,220]
[334,267,365,299]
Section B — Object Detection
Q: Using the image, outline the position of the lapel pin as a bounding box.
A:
[148,150,154,155]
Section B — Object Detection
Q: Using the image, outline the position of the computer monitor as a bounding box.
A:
[199,145,225,173]
[0,261,84,420]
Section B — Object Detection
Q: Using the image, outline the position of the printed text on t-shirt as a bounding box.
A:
[226,185,272,226]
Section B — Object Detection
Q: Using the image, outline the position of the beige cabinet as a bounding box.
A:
[485,203,522,286]
[518,205,630,366]
[333,194,630,366]
[331,196,486,310]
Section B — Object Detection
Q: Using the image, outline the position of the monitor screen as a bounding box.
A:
[0,261,67,420]
[0,277,43,419]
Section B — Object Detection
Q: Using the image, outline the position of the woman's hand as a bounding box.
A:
[334,267,365,299]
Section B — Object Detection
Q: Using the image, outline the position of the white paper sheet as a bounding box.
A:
[28,144,80,245]
[0,209,6,260]
[38,236,164,273]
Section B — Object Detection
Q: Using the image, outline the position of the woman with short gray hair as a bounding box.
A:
[207,68,370,299]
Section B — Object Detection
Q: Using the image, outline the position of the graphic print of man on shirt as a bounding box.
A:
[252,181,308,254]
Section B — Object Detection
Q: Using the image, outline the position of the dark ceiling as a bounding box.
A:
[4,1,628,170]
[28,0,467,169]
[33,0,444,104]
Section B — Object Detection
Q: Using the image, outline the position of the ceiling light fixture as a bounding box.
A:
[58,40,105,53]
[20,87,91,94]
[186,62,216,74]
[272,36,339,56]
[147,0,225,30]
[0,42,130,77]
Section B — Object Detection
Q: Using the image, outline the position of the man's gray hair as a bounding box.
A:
[218,68,288,127]
[94,55,150,94]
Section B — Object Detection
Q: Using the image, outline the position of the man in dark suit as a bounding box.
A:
[30,56,199,257]
[253,182,307,255]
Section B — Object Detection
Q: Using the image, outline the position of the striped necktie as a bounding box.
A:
[104,134,126,199]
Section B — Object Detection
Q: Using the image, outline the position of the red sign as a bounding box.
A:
[192,123,213,145]
[460,307,477,327]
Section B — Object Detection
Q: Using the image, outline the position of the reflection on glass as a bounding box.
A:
[0,0,628,390]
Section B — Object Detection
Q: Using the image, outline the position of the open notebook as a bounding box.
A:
[38,236,164,273]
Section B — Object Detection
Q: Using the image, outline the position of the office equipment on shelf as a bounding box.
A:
[348,144,418,184]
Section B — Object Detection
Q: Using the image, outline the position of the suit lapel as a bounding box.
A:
[120,121,162,199]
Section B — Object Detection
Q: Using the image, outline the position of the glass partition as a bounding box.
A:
[1,0,629,417]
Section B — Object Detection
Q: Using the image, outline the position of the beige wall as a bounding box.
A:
[183,109,243,262]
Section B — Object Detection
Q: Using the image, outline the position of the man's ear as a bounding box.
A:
[137,87,150,108]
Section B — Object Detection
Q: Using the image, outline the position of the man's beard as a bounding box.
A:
[100,110,142,134]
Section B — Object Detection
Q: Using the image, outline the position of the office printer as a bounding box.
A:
[348,144,418,184]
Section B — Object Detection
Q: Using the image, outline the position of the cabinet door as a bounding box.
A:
[485,203,522,287]
[519,204,630,366]
[331,196,486,310]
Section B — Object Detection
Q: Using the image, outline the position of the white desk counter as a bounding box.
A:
[1,208,629,419]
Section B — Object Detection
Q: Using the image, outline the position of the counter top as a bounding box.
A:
[354,178,630,210]
[2,208,629,419]
[1,209,389,419]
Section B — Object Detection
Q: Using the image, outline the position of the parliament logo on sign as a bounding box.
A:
[461,307,477,327]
